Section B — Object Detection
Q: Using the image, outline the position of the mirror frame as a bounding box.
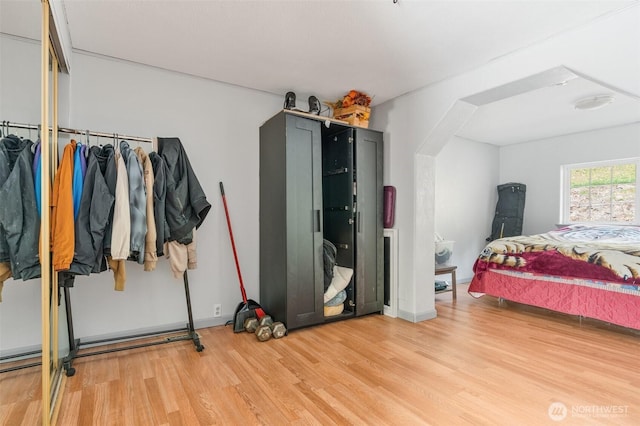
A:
[40,0,52,422]
[40,0,65,423]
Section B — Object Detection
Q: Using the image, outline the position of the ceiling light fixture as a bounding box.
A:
[574,95,615,111]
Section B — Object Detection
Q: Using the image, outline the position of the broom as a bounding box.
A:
[219,182,266,332]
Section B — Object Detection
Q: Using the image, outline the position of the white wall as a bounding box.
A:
[60,51,282,340]
[0,35,43,352]
[435,136,499,282]
[500,122,640,235]
[371,4,640,321]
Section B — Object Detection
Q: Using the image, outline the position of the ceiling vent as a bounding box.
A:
[574,95,615,111]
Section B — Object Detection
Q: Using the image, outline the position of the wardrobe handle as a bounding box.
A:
[313,209,321,232]
[357,212,361,233]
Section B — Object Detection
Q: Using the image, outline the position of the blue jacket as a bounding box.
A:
[72,142,84,220]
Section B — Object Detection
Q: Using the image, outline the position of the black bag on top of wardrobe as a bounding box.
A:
[486,182,526,242]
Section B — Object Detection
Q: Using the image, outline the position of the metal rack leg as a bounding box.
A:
[183,271,204,352]
[62,285,79,376]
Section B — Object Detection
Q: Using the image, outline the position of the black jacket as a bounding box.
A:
[149,152,168,256]
[157,137,211,244]
[0,135,40,280]
[101,145,117,257]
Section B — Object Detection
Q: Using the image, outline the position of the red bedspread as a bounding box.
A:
[469,224,640,330]
[469,270,640,330]
[474,224,640,287]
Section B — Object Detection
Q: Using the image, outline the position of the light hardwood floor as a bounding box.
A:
[3,284,639,425]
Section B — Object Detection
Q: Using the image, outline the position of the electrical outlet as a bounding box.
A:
[213,304,222,318]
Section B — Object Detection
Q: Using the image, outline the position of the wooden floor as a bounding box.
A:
[2,284,639,425]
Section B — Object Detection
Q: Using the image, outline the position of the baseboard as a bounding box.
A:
[0,343,42,361]
[397,308,437,323]
[383,304,397,318]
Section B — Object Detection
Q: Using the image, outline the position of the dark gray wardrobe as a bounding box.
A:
[259,110,383,330]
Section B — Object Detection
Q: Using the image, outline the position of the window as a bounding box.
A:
[562,158,639,224]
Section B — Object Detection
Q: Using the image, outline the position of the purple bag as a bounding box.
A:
[384,186,396,228]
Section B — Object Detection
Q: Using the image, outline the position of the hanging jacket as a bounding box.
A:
[72,142,84,221]
[33,141,42,217]
[134,147,157,271]
[0,261,12,302]
[0,135,40,280]
[79,144,88,177]
[68,145,116,275]
[149,152,167,257]
[110,150,130,260]
[157,137,211,244]
[164,228,197,279]
[51,140,76,271]
[120,141,146,264]
[100,145,117,257]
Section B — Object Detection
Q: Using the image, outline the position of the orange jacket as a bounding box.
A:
[51,140,76,271]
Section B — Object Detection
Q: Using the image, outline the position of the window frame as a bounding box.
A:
[561,157,640,225]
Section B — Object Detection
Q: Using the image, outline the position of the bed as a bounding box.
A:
[468,224,640,330]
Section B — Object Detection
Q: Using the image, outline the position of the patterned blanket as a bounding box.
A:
[474,224,640,286]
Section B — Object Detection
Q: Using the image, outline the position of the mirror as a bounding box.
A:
[0,1,68,423]
[0,4,47,424]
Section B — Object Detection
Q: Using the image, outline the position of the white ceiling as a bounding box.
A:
[1,0,639,145]
[457,73,640,145]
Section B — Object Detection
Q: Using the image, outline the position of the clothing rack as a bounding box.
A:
[1,120,204,378]
[63,271,204,377]
[1,120,153,144]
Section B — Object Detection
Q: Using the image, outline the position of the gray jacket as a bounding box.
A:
[120,141,146,264]
[0,135,40,280]
[68,145,116,275]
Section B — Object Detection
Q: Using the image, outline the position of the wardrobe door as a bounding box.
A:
[285,115,324,328]
[259,112,324,330]
[354,128,384,315]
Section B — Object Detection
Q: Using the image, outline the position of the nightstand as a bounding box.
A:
[435,265,457,300]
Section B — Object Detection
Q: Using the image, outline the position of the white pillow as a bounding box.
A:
[323,265,353,303]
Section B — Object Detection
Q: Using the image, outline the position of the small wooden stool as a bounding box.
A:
[435,265,457,300]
